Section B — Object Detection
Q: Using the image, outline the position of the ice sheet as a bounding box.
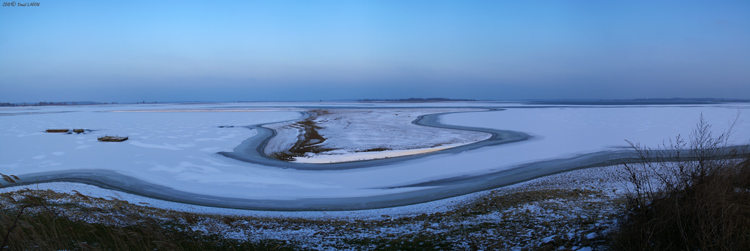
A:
[1,102,748,204]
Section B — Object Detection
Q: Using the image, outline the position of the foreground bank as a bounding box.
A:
[0,164,626,250]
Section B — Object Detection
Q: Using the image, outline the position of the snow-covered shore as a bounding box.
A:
[1,102,749,211]
[263,108,490,163]
[0,164,632,250]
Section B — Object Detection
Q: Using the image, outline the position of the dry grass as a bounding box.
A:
[614,115,750,251]
[0,188,301,251]
[614,158,750,251]
[271,109,335,161]
[0,173,625,250]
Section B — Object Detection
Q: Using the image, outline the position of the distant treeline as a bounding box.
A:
[528,98,750,105]
[359,98,476,102]
[0,101,112,107]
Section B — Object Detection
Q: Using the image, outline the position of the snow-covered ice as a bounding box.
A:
[1,102,748,211]
[263,108,490,163]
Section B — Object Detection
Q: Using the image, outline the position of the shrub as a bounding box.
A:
[614,115,750,251]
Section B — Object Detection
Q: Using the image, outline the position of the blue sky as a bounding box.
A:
[1,1,749,102]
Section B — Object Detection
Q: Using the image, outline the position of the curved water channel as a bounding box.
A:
[218,109,530,170]
[5,108,749,211]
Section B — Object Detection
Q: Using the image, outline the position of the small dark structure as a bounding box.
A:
[98,136,128,142]
[46,129,69,133]
[73,129,85,134]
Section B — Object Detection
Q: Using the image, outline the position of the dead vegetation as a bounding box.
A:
[614,115,750,251]
[46,129,91,134]
[357,147,392,153]
[0,187,301,251]
[0,168,626,250]
[45,129,69,133]
[271,109,336,161]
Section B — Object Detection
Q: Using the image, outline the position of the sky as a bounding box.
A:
[1,1,749,102]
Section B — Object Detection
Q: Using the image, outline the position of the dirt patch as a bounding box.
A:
[46,129,69,133]
[357,147,392,153]
[271,110,336,161]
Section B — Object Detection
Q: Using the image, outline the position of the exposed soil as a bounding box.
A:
[271,110,336,161]
[357,147,392,153]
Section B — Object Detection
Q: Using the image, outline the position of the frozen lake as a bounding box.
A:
[1,102,749,210]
